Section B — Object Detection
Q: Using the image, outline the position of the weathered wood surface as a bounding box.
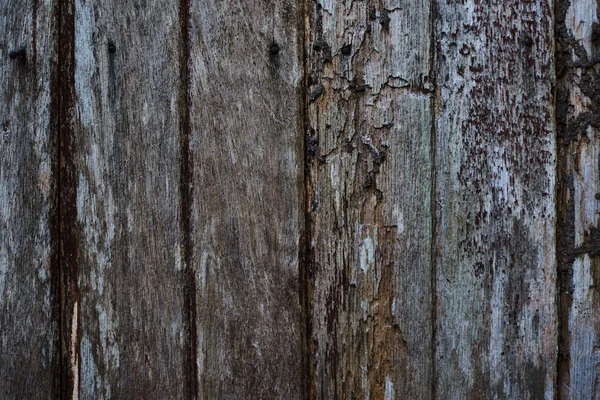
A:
[0,0,58,398]
[556,0,600,398]
[188,0,305,398]
[435,0,557,398]
[306,0,434,398]
[72,0,187,397]
[5,0,599,399]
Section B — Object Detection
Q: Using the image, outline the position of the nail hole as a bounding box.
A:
[8,48,25,60]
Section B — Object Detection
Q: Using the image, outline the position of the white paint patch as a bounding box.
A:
[198,250,209,290]
[359,226,376,274]
[71,301,79,400]
[384,376,394,400]
[566,0,598,57]
[397,211,404,234]
[174,242,182,271]
[330,156,341,214]
[361,300,369,321]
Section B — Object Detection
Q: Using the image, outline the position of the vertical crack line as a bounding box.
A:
[554,0,574,396]
[50,0,78,398]
[51,0,78,398]
[429,0,439,398]
[49,0,62,396]
[300,0,312,397]
[179,0,197,399]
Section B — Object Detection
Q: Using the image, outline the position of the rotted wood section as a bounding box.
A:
[305,0,434,398]
[556,0,600,398]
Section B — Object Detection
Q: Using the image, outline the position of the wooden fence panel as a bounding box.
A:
[0,1,58,398]
[2,1,594,398]
[73,1,187,398]
[435,1,557,398]
[188,0,305,398]
[306,0,434,398]
[556,0,600,398]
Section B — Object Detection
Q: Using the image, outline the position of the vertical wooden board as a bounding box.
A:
[555,0,600,397]
[73,1,186,397]
[0,1,57,397]
[189,0,305,398]
[435,1,556,398]
[306,0,434,398]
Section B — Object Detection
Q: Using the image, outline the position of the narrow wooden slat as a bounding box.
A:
[73,1,186,397]
[434,1,557,398]
[0,1,58,397]
[188,0,305,398]
[555,0,600,397]
[306,0,434,398]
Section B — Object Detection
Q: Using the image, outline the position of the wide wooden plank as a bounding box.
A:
[435,1,557,398]
[555,0,600,397]
[73,1,187,397]
[0,0,58,397]
[306,0,434,398]
[188,0,305,398]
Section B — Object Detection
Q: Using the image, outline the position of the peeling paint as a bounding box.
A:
[565,0,598,57]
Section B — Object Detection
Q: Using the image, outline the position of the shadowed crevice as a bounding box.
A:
[179,0,198,398]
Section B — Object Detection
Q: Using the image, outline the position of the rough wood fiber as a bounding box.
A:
[435,1,557,398]
[188,0,305,398]
[0,1,58,397]
[73,1,186,397]
[306,0,434,398]
[556,0,600,398]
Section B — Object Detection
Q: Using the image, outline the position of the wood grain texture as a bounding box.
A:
[434,1,557,398]
[73,1,187,397]
[556,0,600,398]
[0,0,58,398]
[306,0,434,398]
[188,0,305,398]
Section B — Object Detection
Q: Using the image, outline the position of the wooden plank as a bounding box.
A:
[73,1,187,397]
[188,0,305,398]
[0,0,58,397]
[434,1,557,398]
[306,0,434,398]
[555,0,600,398]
